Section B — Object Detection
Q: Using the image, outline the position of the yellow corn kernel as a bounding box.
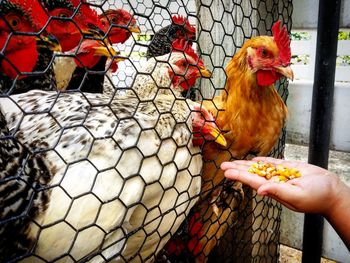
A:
[257,170,267,177]
[278,175,287,182]
[248,161,302,182]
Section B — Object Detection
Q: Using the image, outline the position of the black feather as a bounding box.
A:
[146,23,195,59]
[66,56,107,93]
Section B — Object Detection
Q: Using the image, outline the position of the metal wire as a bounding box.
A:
[0,0,292,262]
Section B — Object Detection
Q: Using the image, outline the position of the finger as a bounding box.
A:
[224,169,267,190]
[221,160,255,170]
[253,157,308,170]
[252,157,285,164]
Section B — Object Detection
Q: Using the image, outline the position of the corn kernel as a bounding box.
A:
[248,161,302,182]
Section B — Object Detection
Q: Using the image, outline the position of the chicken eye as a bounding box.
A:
[8,17,20,29]
[58,12,69,18]
[261,48,268,57]
[111,17,117,24]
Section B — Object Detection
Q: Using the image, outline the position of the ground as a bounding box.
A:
[279,245,337,263]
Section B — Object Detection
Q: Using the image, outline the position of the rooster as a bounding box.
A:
[0,34,225,262]
[0,0,62,94]
[62,38,121,93]
[41,0,113,93]
[146,15,196,59]
[162,21,294,262]
[40,0,103,52]
[54,6,138,93]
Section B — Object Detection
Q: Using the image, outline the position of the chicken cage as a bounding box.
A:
[0,0,292,262]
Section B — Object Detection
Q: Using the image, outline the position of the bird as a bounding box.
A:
[0,35,225,263]
[161,20,294,262]
[53,5,137,93]
[128,40,211,100]
[146,15,196,59]
[98,8,141,95]
[99,8,141,44]
[40,0,103,52]
[0,0,62,94]
[62,38,121,93]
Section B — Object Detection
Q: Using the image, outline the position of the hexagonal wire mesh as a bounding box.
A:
[0,0,292,262]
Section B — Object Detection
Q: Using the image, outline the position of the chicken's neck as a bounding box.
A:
[66,56,107,93]
[218,53,285,130]
[0,44,56,94]
[131,61,182,100]
[11,47,57,94]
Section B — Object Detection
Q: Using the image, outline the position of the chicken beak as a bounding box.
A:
[114,56,126,63]
[86,26,106,39]
[129,24,141,34]
[36,34,62,52]
[92,44,118,58]
[198,66,212,78]
[275,65,294,81]
[205,124,227,147]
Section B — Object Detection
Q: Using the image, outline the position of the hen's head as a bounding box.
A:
[243,20,293,86]
[0,0,48,79]
[41,0,102,52]
[99,9,140,44]
[165,39,211,91]
[191,104,227,147]
[69,39,119,69]
[172,15,196,41]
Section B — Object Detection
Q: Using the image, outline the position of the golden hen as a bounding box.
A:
[161,20,293,262]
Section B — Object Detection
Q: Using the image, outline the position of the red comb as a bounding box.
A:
[172,39,199,62]
[272,20,291,66]
[70,0,102,28]
[172,15,196,33]
[10,0,49,31]
[101,9,132,19]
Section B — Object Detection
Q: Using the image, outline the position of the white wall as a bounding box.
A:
[292,0,350,28]
[286,81,350,152]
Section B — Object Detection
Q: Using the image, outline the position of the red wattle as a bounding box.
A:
[256,70,280,86]
[2,39,38,79]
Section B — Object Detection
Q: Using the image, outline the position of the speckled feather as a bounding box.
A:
[0,35,208,261]
[0,88,202,262]
[0,101,52,263]
[0,47,206,261]
[10,47,57,94]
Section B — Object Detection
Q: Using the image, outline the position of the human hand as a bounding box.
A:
[221,157,345,216]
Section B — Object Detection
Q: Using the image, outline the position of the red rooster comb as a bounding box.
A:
[9,0,49,31]
[172,39,199,62]
[101,8,133,21]
[172,15,196,33]
[70,0,102,28]
[272,20,291,66]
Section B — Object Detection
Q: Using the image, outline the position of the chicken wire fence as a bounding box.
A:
[0,0,292,262]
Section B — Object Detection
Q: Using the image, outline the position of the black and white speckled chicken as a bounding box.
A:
[1,33,225,262]
[146,15,196,59]
[0,0,55,261]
